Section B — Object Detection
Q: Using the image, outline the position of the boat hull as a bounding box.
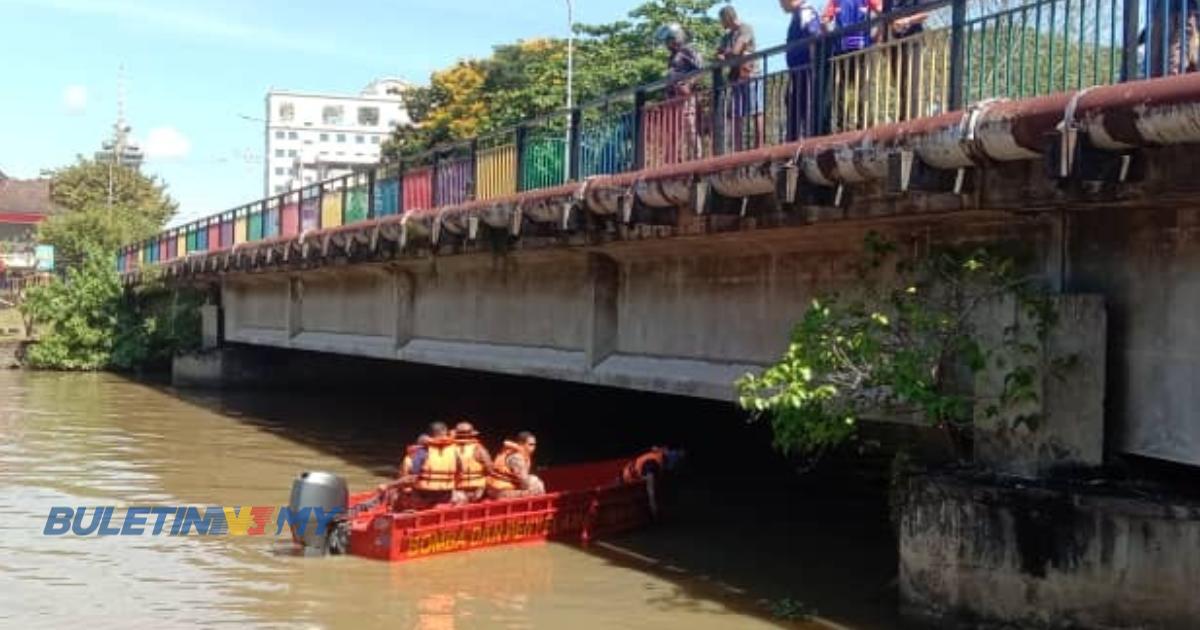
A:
[347,458,652,562]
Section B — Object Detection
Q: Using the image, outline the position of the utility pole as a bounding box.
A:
[564,0,575,182]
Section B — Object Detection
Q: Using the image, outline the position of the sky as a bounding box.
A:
[0,0,783,227]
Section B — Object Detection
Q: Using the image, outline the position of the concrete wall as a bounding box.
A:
[900,474,1200,629]
[1068,205,1200,467]
[220,214,1053,401]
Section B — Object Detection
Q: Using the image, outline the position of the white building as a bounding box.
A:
[263,78,409,196]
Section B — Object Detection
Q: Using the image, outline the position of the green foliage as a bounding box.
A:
[737,233,1056,458]
[19,251,201,371]
[383,0,722,160]
[39,159,176,268]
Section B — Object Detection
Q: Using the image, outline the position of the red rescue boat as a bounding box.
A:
[290,456,656,562]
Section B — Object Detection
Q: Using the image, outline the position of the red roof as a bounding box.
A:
[0,212,46,224]
[0,178,54,219]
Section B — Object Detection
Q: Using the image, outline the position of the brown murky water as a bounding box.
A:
[0,370,899,629]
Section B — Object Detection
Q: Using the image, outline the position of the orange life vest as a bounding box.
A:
[455,439,486,490]
[415,438,458,492]
[486,441,531,492]
[621,448,666,484]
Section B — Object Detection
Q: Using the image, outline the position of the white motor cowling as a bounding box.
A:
[287,471,349,556]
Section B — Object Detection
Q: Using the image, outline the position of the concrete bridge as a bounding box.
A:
[144,74,1200,470]
[125,5,1200,626]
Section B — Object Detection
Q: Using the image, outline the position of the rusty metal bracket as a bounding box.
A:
[887,149,973,195]
[1047,129,1142,184]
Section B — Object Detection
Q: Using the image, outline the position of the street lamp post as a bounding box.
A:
[564,0,575,183]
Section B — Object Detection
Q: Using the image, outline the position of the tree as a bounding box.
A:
[39,159,176,267]
[383,0,722,160]
[20,250,202,371]
[20,251,124,370]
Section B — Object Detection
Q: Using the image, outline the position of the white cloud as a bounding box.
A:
[143,127,192,159]
[63,85,87,114]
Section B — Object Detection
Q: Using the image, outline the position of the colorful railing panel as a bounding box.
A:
[301,188,320,232]
[374,173,400,217]
[345,175,370,223]
[642,93,710,170]
[436,156,473,207]
[403,167,433,212]
[477,143,518,200]
[579,110,636,178]
[281,194,300,237]
[321,182,344,228]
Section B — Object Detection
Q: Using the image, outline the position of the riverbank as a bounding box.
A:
[0,339,28,369]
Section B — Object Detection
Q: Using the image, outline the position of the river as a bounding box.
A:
[0,370,902,629]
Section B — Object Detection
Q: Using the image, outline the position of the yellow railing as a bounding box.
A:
[476,144,518,200]
[829,28,952,133]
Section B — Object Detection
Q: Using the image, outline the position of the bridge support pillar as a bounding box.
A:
[200,304,221,350]
[585,254,618,368]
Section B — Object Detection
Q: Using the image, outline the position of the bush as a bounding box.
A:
[20,252,201,371]
[737,233,1056,460]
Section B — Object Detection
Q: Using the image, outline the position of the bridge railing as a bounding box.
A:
[120,0,1198,268]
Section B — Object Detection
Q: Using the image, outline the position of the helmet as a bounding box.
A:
[654,23,686,46]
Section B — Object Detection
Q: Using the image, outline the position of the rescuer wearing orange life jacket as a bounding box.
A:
[485,431,545,500]
[412,422,460,508]
[452,421,493,504]
[619,446,684,519]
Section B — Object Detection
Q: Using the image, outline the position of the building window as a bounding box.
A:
[319,133,329,142]
[275,185,286,193]
[275,167,285,175]
[275,149,284,158]
[355,135,364,144]
[278,102,294,122]
[287,131,298,140]
[336,134,346,143]
[358,106,380,126]
[287,150,297,157]
[322,105,344,125]
[274,130,284,139]
[371,136,381,144]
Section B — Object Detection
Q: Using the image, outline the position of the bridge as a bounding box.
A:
[120,0,1200,463]
[116,2,1200,625]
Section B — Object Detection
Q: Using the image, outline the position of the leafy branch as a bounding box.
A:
[737,233,1057,460]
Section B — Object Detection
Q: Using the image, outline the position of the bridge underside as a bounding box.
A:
[222,210,1056,401]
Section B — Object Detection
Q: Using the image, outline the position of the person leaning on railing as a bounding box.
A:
[656,23,704,161]
[822,0,882,129]
[881,0,931,120]
[716,6,762,150]
[780,0,823,140]
[1146,0,1200,76]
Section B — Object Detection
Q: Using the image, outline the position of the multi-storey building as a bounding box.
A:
[263,78,409,196]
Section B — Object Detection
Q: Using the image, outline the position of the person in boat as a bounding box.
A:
[376,433,430,511]
[412,421,460,508]
[452,421,493,504]
[619,446,684,519]
[485,431,545,500]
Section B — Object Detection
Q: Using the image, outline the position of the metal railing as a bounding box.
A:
[119,0,1200,269]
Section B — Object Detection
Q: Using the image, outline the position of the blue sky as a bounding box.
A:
[0,0,782,226]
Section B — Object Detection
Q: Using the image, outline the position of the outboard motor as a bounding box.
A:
[287,471,349,556]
